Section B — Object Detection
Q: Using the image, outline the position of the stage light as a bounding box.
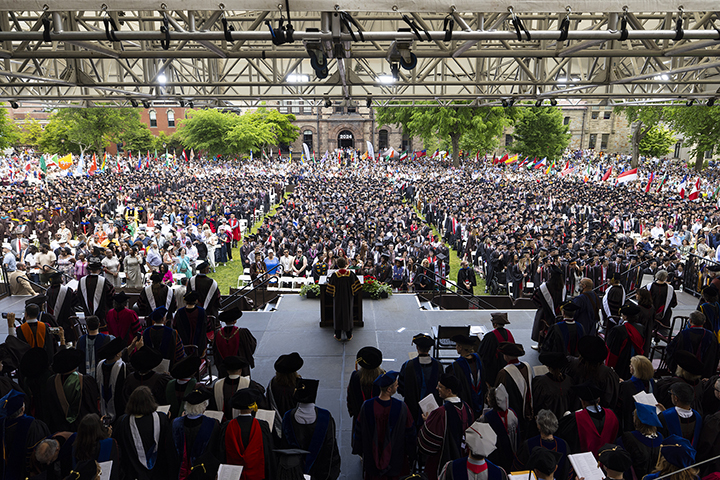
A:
[157,73,167,84]
[10,101,18,109]
[686,99,695,106]
[535,99,543,107]
[130,99,138,108]
[550,99,558,106]
[142,100,151,109]
[708,98,716,107]
[366,96,372,108]
[188,101,194,108]
[179,99,186,107]
[324,96,332,108]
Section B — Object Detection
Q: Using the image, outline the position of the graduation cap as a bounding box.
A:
[660,435,696,468]
[373,370,399,388]
[113,291,129,303]
[184,291,199,303]
[230,388,264,410]
[97,337,125,361]
[635,401,662,428]
[571,381,603,402]
[0,389,25,418]
[356,346,383,369]
[218,307,243,323]
[538,351,568,370]
[20,347,49,378]
[528,446,564,476]
[293,378,320,403]
[450,334,478,346]
[619,303,641,317]
[675,350,704,376]
[497,341,525,357]
[52,348,84,374]
[412,334,434,349]
[223,356,249,372]
[150,306,168,323]
[465,421,497,457]
[274,352,304,374]
[130,346,163,373]
[274,448,311,476]
[170,355,201,379]
[708,264,720,273]
[578,335,608,363]
[49,272,63,284]
[598,444,633,472]
[197,261,210,271]
[438,373,460,394]
[184,387,212,406]
[490,312,510,325]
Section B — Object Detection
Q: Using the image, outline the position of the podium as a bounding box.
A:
[319,275,364,328]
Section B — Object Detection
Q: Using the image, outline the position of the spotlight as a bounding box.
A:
[535,99,543,107]
[502,99,509,108]
[130,99,138,108]
[501,98,515,108]
[366,96,372,108]
[179,99,186,107]
[188,101,194,108]
[550,98,558,107]
[324,96,332,108]
[708,98,716,107]
[686,99,695,106]
[9,101,18,109]
[142,100,151,109]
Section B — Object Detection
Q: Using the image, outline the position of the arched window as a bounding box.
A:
[303,130,313,151]
[379,129,389,149]
[167,109,175,127]
[149,110,157,128]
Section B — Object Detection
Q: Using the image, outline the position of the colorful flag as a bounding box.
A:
[601,166,612,181]
[416,149,427,158]
[645,172,655,193]
[688,178,701,200]
[88,153,97,175]
[303,143,311,164]
[183,149,189,162]
[505,154,519,164]
[678,174,688,198]
[656,173,668,192]
[399,152,408,161]
[101,152,106,171]
[617,168,638,183]
[58,153,73,170]
[367,141,375,160]
[39,155,47,173]
[534,158,547,169]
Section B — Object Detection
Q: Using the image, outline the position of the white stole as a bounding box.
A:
[646,282,674,316]
[80,275,106,315]
[96,359,124,421]
[144,285,174,311]
[130,412,160,469]
[539,282,566,315]
[213,376,250,420]
[190,275,218,310]
[602,285,626,318]
[503,362,533,414]
[51,285,70,321]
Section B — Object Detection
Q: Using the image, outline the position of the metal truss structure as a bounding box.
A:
[0,2,718,108]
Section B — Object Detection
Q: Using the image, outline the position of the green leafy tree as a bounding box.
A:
[375,102,511,167]
[20,115,43,149]
[225,115,278,153]
[613,105,665,168]
[118,122,155,153]
[176,109,241,157]
[152,131,183,154]
[665,105,720,172]
[38,113,76,154]
[0,106,21,150]
[637,126,675,158]
[247,108,299,147]
[507,107,570,161]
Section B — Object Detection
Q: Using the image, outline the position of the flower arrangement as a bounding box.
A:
[299,282,320,298]
[362,275,393,299]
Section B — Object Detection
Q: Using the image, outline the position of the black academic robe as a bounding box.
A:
[531,373,575,421]
[114,412,174,480]
[46,284,78,342]
[602,284,625,326]
[647,282,677,326]
[214,326,257,378]
[447,355,484,418]
[456,267,476,295]
[417,400,474,480]
[617,377,655,432]
[617,431,664,480]
[478,328,514,388]
[44,373,100,432]
[542,320,585,357]
[219,415,276,479]
[606,322,646,380]
[557,407,620,455]
[346,371,379,420]
[137,284,177,317]
[495,363,533,423]
[398,356,441,427]
[187,275,221,317]
[123,371,172,406]
[531,282,565,342]
[170,415,221,480]
[655,377,704,416]
[164,379,197,419]
[75,274,115,325]
[326,269,361,333]
[97,359,127,424]
[0,415,50,480]
[15,321,57,361]
[697,411,720,477]
[665,327,719,379]
[281,407,341,480]
[566,358,620,410]
[173,306,208,355]
[512,435,570,480]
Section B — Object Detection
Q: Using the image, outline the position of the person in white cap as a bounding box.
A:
[2,242,16,272]
[438,420,508,480]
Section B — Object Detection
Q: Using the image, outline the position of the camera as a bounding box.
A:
[48,327,61,335]
[1,312,7,318]
[102,416,111,428]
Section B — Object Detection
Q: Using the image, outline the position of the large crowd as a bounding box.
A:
[1,152,720,480]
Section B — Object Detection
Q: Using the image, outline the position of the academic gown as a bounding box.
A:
[281,407,341,480]
[171,415,221,480]
[75,274,115,325]
[97,359,127,424]
[137,284,178,317]
[605,322,646,380]
[46,284,78,342]
[447,355,485,418]
[531,282,566,342]
[15,321,57,361]
[481,408,518,472]
[44,372,100,432]
[398,355,441,427]
[123,371,172,406]
[617,377,655,432]
[439,458,507,480]
[214,325,257,378]
[647,282,677,327]
[187,275,221,318]
[557,407,619,456]
[531,372,575,421]
[352,396,416,479]
[495,363,533,424]
[0,415,50,480]
[165,379,198,419]
[654,377,704,416]
[477,328,514,387]
[696,411,720,477]
[173,306,208,354]
[114,412,174,480]
[220,415,276,480]
[418,400,474,480]
[566,358,620,410]
[658,407,702,447]
[512,435,570,480]
[617,431,664,480]
[542,321,585,357]
[665,327,720,379]
[326,269,362,333]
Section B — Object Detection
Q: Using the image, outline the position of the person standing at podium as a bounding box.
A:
[326,257,362,342]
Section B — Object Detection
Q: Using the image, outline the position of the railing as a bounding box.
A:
[683,253,720,297]
[0,265,10,299]
[591,259,653,296]
[416,273,497,310]
[42,265,75,284]
[17,275,48,293]
[220,270,280,310]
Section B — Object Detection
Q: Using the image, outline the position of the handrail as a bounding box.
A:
[17,275,49,292]
[591,258,653,293]
[683,253,720,297]
[219,270,279,310]
[42,265,75,283]
[416,273,496,310]
[0,265,10,299]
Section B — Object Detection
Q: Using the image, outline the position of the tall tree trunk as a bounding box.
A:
[695,150,704,172]
[451,134,460,168]
[631,122,642,168]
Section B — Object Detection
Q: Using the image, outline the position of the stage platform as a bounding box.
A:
[0,290,702,479]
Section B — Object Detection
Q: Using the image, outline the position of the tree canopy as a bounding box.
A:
[375,102,512,167]
[638,125,675,159]
[613,105,666,168]
[664,105,720,172]
[507,106,570,161]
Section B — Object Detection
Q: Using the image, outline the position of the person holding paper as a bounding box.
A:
[220,388,276,480]
[657,382,703,448]
[478,313,515,388]
[616,403,664,480]
[72,413,120,480]
[526,446,564,480]
[399,334,442,428]
[417,374,474,480]
[605,304,647,380]
[171,388,221,480]
[352,371,416,479]
[642,435,699,480]
[617,356,656,432]
[446,334,484,418]
[655,351,705,416]
[438,421,508,480]
[557,382,619,456]
[280,378,341,480]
